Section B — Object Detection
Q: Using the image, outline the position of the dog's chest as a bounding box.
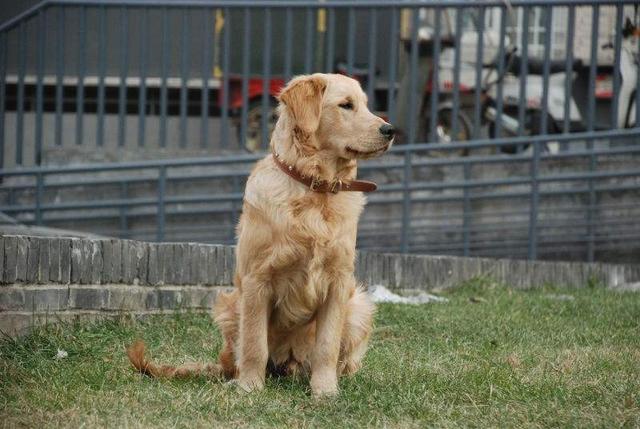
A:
[289,192,362,240]
[270,194,361,328]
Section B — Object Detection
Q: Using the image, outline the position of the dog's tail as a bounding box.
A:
[126,340,223,379]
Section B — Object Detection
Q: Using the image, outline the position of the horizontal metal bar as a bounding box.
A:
[396,217,640,237]
[391,128,640,153]
[19,207,242,225]
[377,169,640,193]
[372,229,640,252]
[2,130,639,177]
[0,154,261,176]
[7,178,636,214]
[0,193,245,213]
[0,173,250,191]
[362,201,640,222]
[367,182,640,205]
[2,0,639,33]
[409,146,640,168]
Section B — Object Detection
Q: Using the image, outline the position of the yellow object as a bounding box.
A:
[318,8,326,32]
[215,10,224,33]
[213,10,224,78]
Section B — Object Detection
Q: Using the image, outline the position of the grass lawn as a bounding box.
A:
[1,280,639,428]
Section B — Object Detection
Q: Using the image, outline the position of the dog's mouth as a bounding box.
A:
[346,142,391,158]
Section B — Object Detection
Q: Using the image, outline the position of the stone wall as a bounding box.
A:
[1,235,639,336]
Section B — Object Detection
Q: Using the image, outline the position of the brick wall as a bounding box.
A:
[1,235,639,336]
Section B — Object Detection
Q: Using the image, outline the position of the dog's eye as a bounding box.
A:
[339,101,354,110]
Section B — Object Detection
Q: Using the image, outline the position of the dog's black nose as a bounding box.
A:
[379,124,396,140]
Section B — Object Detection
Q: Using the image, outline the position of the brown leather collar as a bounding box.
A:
[272,152,377,193]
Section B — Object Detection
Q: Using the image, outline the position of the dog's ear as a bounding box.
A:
[278,75,327,134]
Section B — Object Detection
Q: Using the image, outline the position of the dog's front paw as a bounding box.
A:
[310,372,338,398]
[233,374,265,393]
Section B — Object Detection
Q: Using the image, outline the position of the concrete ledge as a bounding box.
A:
[355,251,640,291]
[1,234,639,336]
[0,307,224,338]
[0,284,230,336]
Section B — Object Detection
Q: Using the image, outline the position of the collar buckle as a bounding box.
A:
[310,178,324,192]
[329,179,343,194]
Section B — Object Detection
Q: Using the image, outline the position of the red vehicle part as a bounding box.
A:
[219,65,368,112]
[218,77,286,111]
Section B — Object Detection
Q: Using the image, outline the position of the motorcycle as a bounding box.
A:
[482,17,639,154]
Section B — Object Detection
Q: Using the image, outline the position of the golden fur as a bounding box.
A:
[127,73,392,397]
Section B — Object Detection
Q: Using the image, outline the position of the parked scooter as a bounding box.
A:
[609,19,639,129]
[482,18,639,154]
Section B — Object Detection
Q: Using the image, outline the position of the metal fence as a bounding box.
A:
[0,0,639,263]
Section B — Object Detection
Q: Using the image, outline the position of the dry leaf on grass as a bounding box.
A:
[506,353,521,369]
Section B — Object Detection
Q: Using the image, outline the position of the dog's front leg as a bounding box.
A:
[310,277,350,397]
[237,278,271,392]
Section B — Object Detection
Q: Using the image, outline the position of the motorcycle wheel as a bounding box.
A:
[488,108,558,154]
[428,107,472,157]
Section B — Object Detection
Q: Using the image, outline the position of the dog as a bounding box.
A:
[127,73,395,397]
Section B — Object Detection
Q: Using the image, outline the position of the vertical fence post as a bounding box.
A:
[450,7,470,256]
[494,7,507,139]
[120,181,128,238]
[76,6,86,147]
[138,8,148,147]
[117,6,128,148]
[451,7,463,138]
[0,32,6,170]
[179,9,190,149]
[261,7,272,150]
[528,5,553,260]
[220,8,230,148]
[472,6,485,138]
[386,7,398,125]
[610,5,623,129]
[346,7,355,76]
[201,9,212,149]
[159,7,169,148]
[231,175,239,242]
[239,8,251,151]
[637,35,640,128]
[35,172,44,226]
[367,8,377,111]
[304,8,313,74]
[586,4,600,262]
[325,8,335,73]
[16,22,26,165]
[97,5,106,147]
[428,8,441,142]
[284,8,293,82]
[466,6,487,257]
[35,9,45,166]
[157,166,167,242]
[562,6,575,142]
[401,8,419,254]
[55,6,65,147]
[519,7,529,139]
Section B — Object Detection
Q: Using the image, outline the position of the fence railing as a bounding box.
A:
[1,0,639,263]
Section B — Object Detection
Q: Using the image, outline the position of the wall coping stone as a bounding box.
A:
[1,234,638,289]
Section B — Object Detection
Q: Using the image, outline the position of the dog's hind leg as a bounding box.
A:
[213,289,241,379]
[339,286,376,376]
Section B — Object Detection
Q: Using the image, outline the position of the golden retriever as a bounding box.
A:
[127,73,394,397]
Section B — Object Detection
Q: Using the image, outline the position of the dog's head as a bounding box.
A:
[277,73,394,160]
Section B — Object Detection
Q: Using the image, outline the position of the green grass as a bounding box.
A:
[1,280,639,428]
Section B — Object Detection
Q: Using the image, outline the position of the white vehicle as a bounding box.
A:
[482,18,638,153]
